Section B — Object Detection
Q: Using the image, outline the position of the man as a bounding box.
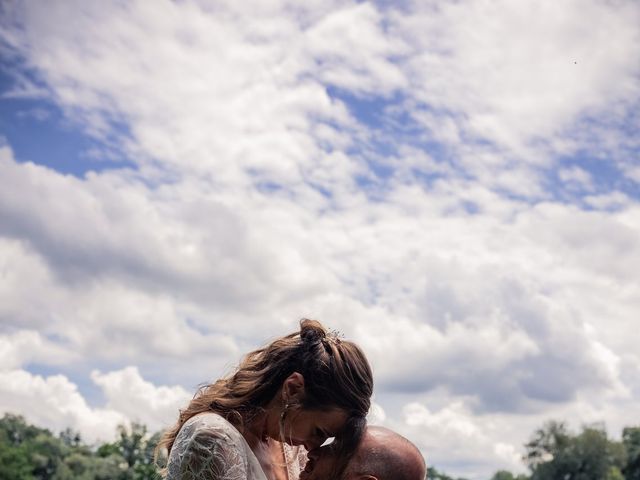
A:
[300,426,427,480]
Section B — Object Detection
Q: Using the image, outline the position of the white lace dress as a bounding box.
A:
[166,412,306,480]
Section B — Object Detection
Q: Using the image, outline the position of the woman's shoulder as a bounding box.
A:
[184,412,242,434]
[167,412,255,480]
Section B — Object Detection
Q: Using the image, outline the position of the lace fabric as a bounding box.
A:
[283,442,307,480]
[166,413,307,480]
[166,413,265,480]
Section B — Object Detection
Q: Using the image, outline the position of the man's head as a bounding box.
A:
[300,426,426,480]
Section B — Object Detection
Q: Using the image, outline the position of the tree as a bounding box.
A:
[0,440,34,480]
[28,432,68,479]
[490,470,528,480]
[0,414,50,446]
[426,466,467,480]
[623,426,640,480]
[524,421,571,472]
[0,414,162,480]
[113,423,161,480]
[0,414,67,480]
[59,428,82,449]
[525,421,624,480]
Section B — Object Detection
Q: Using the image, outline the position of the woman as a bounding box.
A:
[159,319,373,480]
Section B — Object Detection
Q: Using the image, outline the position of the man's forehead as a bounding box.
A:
[309,444,342,480]
[310,429,395,480]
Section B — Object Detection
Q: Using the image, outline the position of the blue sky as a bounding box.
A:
[1,1,639,478]
[0,60,137,177]
[1,22,637,202]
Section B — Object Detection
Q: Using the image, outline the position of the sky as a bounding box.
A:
[0,0,639,478]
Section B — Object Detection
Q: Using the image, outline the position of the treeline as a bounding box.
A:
[1,413,640,480]
[0,414,161,479]
[428,421,640,480]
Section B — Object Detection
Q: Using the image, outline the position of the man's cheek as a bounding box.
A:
[315,460,334,479]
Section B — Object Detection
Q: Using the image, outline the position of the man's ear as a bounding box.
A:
[282,372,305,403]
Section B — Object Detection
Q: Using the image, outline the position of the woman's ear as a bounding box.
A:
[282,372,305,403]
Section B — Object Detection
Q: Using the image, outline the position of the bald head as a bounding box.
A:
[301,426,426,480]
[345,426,426,480]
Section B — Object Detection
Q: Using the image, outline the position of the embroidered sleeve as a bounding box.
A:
[166,416,249,480]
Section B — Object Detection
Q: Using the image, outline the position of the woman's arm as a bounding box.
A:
[166,417,249,480]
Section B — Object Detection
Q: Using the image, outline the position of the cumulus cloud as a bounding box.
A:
[558,166,594,193]
[0,366,193,442]
[304,2,407,94]
[0,330,76,370]
[401,401,524,476]
[394,0,640,148]
[0,369,127,443]
[91,367,191,431]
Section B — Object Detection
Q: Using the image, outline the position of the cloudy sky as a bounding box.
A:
[1,0,639,478]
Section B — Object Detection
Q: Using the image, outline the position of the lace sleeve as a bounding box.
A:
[166,415,249,480]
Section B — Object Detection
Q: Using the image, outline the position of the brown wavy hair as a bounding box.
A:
[157,319,373,472]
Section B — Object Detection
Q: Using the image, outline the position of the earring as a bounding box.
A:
[280,402,290,422]
[279,402,293,444]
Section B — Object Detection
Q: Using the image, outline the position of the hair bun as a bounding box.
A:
[299,318,327,343]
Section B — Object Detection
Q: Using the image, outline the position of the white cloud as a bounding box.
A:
[584,191,631,210]
[0,369,127,444]
[91,367,191,432]
[0,367,193,443]
[367,401,387,425]
[0,330,75,371]
[16,107,51,121]
[395,0,640,150]
[304,3,407,94]
[400,401,526,478]
[625,164,640,184]
[558,166,595,192]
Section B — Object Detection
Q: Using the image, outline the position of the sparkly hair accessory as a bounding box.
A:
[326,328,344,344]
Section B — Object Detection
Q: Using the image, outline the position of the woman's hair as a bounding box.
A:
[157,319,373,468]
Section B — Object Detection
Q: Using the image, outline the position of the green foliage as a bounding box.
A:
[1,413,51,446]
[59,428,82,449]
[0,441,34,480]
[0,413,161,480]
[522,420,640,480]
[427,465,467,480]
[609,466,626,480]
[490,470,528,480]
[3,412,639,480]
[623,427,640,480]
[526,423,610,480]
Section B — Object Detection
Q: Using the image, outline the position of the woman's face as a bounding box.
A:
[280,407,348,450]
